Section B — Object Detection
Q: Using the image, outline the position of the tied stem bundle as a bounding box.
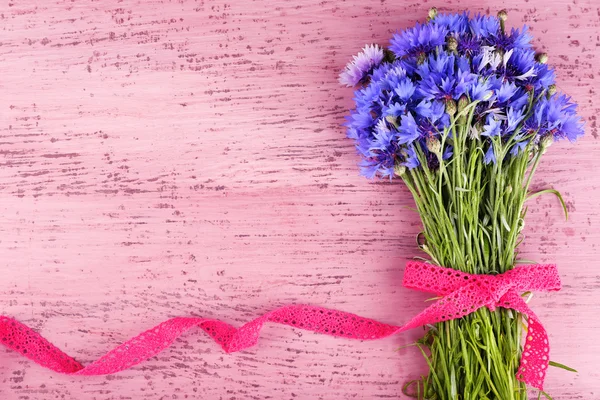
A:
[340,8,584,400]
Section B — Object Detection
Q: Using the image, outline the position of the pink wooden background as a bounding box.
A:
[1,1,599,398]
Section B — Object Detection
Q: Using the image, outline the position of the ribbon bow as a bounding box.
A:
[401,261,562,390]
[0,262,560,390]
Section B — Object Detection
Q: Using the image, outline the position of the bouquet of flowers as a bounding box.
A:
[340,8,583,400]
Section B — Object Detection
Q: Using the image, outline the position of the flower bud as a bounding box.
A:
[540,135,554,153]
[385,115,399,128]
[498,10,508,34]
[446,36,458,53]
[445,99,457,116]
[383,48,396,63]
[498,9,508,22]
[457,95,469,113]
[475,121,484,134]
[428,7,438,20]
[547,84,557,96]
[536,53,548,64]
[426,136,441,154]
[394,164,406,177]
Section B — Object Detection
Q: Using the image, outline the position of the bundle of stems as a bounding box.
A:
[399,99,559,400]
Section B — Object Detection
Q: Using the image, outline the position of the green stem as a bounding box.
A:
[403,117,544,399]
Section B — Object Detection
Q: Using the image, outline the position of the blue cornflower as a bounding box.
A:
[415,100,448,124]
[382,102,406,118]
[456,56,472,74]
[523,94,585,143]
[508,26,533,50]
[398,112,420,144]
[531,63,556,91]
[484,145,497,164]
[434,12,469,34]
[469,80,493,102]
[457,35,481,56]
[394,78,417,101]
[506,107,526,133]
[370,60,401,84]
[544,94,585,142]
[443,146,454,160]
[558,114,584,142]
[339,44,385,87]
[346,110,374,131]
[358,119,399,178]
[374,64,407,90]
[495,82,519,104]
[390,23,447,58]
[419,76,457,101]
[454,70,478,96]
[503,49,537,83]
[423,52,456,78]
[403,144,420,169]
[510,137,529,156]
[507,88,530,110]
[470,14,500,38]
[354,82,383,111]
[482,115,502,137]
[488,27,532,52]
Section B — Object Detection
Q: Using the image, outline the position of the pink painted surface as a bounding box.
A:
[0,262,561,390]
[0,0,598,399]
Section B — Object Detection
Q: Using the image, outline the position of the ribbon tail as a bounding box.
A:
[0,316,85,373]
[499,290,551,391]
[1,306,402,375]
[400,283,489,331]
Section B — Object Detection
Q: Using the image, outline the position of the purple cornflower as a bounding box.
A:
[339,44,385,87]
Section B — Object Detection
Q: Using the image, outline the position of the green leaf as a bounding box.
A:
[526,188,568,221]
[501,214,511,232]
[538,390,553,400]
[549,360,578,373]
[401,380,422,398]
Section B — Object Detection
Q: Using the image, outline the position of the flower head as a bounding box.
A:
[482,115,502,137]
[390,23,448,58]
[470,14,500,38]
[339,44,385,87]
[435,12,470,34]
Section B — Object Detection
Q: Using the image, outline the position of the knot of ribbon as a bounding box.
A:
[0,261,560,391]
[401,261,562,390]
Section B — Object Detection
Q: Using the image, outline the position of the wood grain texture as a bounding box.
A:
[1,0,599,398]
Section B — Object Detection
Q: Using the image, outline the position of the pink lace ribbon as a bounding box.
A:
[0,262,560,390]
